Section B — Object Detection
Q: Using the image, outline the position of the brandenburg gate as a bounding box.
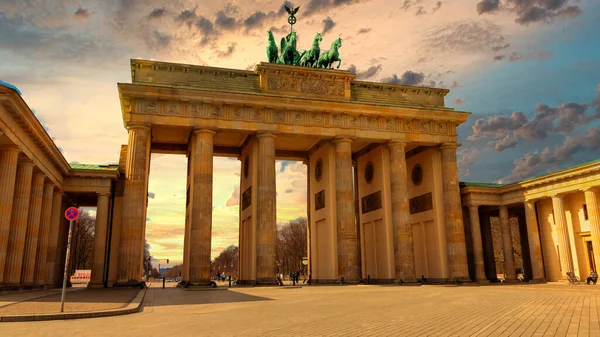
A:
[113,58,470,286]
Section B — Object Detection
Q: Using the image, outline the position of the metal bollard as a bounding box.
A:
[162,277,165,289]
[367,274,371,285]
[228,275,231,287]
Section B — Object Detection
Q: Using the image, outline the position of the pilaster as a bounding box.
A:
[583,188,600,273]
[524,200,545,281]
[0,147,19,283]
[187,129,215,286]
[468,205,487,282]
[21,173,45,284]
[34,182,55,285]
[90,192,111,288]
[4,159,34,284]
[551,194,574,278]
[440,143,469,281]
[388,140,416,282]
[256,132,277,284]
[46,188,64,287]
[333,137,359,282]
[499,206,517,282]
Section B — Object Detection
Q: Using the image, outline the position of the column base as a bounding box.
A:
[528,278,546,283]
[256,278,279,286]
[179,280,217,289]
[446,277,473,285]
[476,279,490,284]
[87,283,105,289]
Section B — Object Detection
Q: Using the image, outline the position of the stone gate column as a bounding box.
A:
[583,188,600,272]
[21,173,45,284]
[90,192,111,287]
[0,146,19,283]
[118,124,151,284]
[34,182,55,285]
[499,206,517,282]
[551,195,574,278]
[188,129,215,285]
[46,188,64,287]
[4,159,34,284]
[524,200,545,281]
[256,132,277,284]
[388,140,416,282]
[468,205,487,282]
[440,143,469,281]
[333,137,359,282]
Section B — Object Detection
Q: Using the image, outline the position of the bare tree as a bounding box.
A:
[211,245,239,278]
[143,240,151,277]
[71,211,95,270]
[276,217,307,276]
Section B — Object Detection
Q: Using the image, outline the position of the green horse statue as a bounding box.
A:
[300,32,322,67]
[317,37,342,69]
[266,31,278,63]
[277,31,301,65]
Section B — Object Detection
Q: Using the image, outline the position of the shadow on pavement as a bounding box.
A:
[148,288,273,307]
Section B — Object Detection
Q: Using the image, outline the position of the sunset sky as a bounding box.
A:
[2,0,599,266]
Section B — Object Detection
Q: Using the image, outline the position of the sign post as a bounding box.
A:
[61,207,80,313]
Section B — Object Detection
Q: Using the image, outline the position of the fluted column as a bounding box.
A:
[0,147,19,283]
[256,132,277,284]
[34,182,55,285]
[551,195,574,278]
[334,137,359,282]
[524,200,545,281]
[583,188,600,272]
[440,143,469,281]
[388,140,416,282]
[188,129,215,285]
[46,188,64,287]
[118,124,151,284]
[90,192,111,287]
[499,206,517,281]
[468,205,487,282]
[4,159,34,284]
[21,173,45,284]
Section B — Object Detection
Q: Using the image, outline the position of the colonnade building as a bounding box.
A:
[0,60,598,289]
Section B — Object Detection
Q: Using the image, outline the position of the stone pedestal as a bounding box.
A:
[34,182,55,285]
[551,195,574,278]
[468,205,487,282]
[334,138,359,283]
[118,124,151,284]
[583,189,600,272]
[21,173,45,284]
[388,140,416,282]
[0,147,19,283]
[499,206,517,282]
[524,200,545,282]
[256,132,277,285]
[46,189,64,287]
[187,129,215,286]
[4,159,34,285]
[89,192,111,288]
[440,143,469,281]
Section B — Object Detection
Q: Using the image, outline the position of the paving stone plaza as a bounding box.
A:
[1,283,600,336]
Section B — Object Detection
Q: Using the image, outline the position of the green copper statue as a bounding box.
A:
[267,31,278,63]
[299,32,322,67]
[277,31,301,65]
[317,38,342,69]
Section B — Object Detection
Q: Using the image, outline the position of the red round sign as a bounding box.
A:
[65,207,80,221]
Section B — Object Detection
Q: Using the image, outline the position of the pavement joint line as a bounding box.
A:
[0,287,146,323]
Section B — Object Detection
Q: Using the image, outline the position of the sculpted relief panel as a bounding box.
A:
[266,76,345,97]
[134,99,456,137]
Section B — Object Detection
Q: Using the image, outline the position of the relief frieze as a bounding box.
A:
[266,76,345,97]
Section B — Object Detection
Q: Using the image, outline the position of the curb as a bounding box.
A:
[0,288,146,323]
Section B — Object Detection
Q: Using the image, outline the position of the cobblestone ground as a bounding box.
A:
[3,283,600,336]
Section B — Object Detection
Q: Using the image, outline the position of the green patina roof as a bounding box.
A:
[70,163,119,171]
[459,182,506,188]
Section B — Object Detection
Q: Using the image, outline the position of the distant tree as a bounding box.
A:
[210,245,239,278]
[276,217,307,276]
[143,240,152,277]
[71,211,95,270]
[162,264,183,278]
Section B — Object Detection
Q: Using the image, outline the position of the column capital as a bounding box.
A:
[387,139,410,148]
[332,136,354,144]
[126,123,151,131]
[468,204,480,210]
[523,199,537,206]
[97,191,111,197]
[33,172,46,180]
[256,131,278,139]
[0,145,20,153]
[551,194,565,201]
[581,186,600,193]
[192,128,217,136]
[0,129,3,138]
[440,142,461,150]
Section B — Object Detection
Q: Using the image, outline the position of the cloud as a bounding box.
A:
[348,64,357,74]
[216,43,237,58]
[215,8,238,31]
[468,90,600,152]
[477,0,581,25]
[304,0,363,16]
[145,31,172,50]
[381,70,425,86]
[415,6,427,16]
[498,127,600,183]
[494,50,552,62]
[491,43,510,52]
[149,8,167,19]
[350,64,383,79]
[176,8,197,23]
[322,17,336,35]
[457,147,481,166]
[423,20,505,56]
[148,192,156,199]
[432,1,443,12]
[74,7,92,20]
[357,27,371,34]
[453,98,464,105]
[402,0,425,11]
[225,186,240,207]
